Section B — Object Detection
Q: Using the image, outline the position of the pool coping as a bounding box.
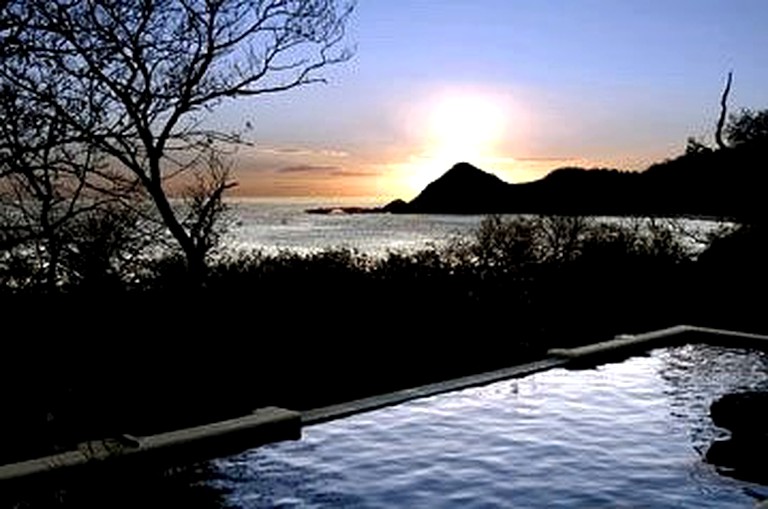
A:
[547,325,768,360]
[302,357,569,425]
[0,407,301,487]
[301,325,768,426]
[2,324,767,487]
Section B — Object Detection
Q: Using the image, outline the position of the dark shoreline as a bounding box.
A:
[305,205,737,224]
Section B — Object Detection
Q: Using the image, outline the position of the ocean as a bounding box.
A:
[222,197,483,256]
[222,197,731,257]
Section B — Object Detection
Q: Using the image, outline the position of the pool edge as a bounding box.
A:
[0,407,301,487]
[3,325,767,487]
[301,357,570,425]
[548,325,768,360]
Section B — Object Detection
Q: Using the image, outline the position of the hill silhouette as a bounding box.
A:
[406,162,510,214]
[385,144,766,220]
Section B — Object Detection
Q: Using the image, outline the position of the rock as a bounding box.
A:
[381,199,409,213]
[705,437,768,485]
[706,391,768,484]
[710,391,768,435]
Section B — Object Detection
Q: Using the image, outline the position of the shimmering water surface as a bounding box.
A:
[223,198,482,255]
[210,344,768,508]
[223,198,726,255]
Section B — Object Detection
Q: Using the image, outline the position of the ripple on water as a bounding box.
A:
[211,344,768,508]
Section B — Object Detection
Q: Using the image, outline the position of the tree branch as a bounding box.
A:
[715,71,733,150]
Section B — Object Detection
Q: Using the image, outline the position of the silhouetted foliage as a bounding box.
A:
[685,136,713,155]
[0,75,146,291]
[725,109,768,148]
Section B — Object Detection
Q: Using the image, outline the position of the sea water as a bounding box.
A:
[209,344,768,508]
[222,198,727,256]
[221,198,482,255]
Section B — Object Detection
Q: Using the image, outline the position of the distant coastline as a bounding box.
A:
[308,144,764,222]
[305,205,388,215]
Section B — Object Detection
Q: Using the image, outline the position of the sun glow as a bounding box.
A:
[375,89,537,199]
[428,94,506,160]
[389,92,512,196]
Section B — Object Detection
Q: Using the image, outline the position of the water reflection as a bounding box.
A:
[657,344,768,455]
[655,344,768,493]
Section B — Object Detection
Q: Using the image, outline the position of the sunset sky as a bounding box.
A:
[217,1,768,200]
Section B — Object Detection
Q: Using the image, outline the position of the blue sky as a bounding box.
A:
[221,1,768,199]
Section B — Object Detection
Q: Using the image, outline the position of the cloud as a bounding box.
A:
[487,156,582,164]
[273,165,379,178]
[276,165,342,174]
[516,156,580,163]
[330,170,378,177]
[251,146,349,158]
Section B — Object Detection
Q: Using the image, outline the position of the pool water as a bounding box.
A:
[210,344,768,508]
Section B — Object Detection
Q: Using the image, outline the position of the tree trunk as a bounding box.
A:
[146,178,206,287]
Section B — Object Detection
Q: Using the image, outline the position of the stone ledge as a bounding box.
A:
[0,406,300,486]
[304,326,768,427]
[302,358,568,425]
[548,325,768,360]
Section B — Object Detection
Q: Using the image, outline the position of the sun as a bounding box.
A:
[427,93,506,163]
[382,89,522,199]
[393,92,508,195]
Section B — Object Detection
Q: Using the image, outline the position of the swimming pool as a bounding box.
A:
[5,343,767,508]
[210,344,768,508]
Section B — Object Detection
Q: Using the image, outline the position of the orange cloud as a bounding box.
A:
[276,165,342,174]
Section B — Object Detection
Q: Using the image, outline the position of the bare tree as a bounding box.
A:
[1,0,354,280]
